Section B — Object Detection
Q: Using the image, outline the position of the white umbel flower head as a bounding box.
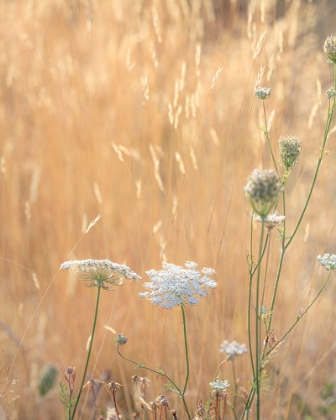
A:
[317,254,336,271]
[255,212,285,230]
[209,379,230,392]
[219,340,248,361]
[139,261,217,309]
[60,259,141,290]
[255,86,271,100]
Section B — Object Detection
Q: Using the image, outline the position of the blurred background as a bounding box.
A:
[1,0,336,418]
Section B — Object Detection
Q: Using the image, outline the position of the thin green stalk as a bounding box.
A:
[285,72,336,250]
[116,323,192,420]
[262,101,279,175]
[251,233,270,277]
[181,305,190,394]
[116,349,182,394]
[180,304,192,420]
[247,269,255,380]
[231,361,238,420]
[255,220,265,420]
[260,234,272,308]
[71,285,101,420]
[267,93,335,335]
[240,388,255,420]
[266,271,331,358]
[266,66,336,338]
[265,247,285,337]
[247,224,270,382]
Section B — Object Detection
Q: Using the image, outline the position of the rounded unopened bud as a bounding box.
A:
[324,35,336,64]
[255,86,271,100]
[114,333,128,346]
[38,364,58,398]
[278,135,302,169]
[65,366,75,375]
[244,169,283,219]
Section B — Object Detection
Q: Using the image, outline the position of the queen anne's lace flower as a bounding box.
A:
[139,261,217,309]
[317,254,336,271]
[244,169,283,219]
[60,259,141,290]
[255,86,271,100]
[326,87,336,99]
[209,379,230,392]
[219,340,248,361]
[324,34,336,64]
[255,213,285,230]
[278,135,302,169]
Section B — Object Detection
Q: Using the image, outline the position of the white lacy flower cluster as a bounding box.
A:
[61,259,141,289]
[317,254,336,271]
[219,340,248,361]
[209,379,230,392]
[139,261,217,309]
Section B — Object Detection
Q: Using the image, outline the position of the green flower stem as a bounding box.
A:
[116,306,192,420]
[247,226,270,383]
[71,285,102,420]
[261,235,272,308]
[116,348,182,393]
[247,270,255,379]
[285,102,335,250]
[251,233,270,277]
[231,361,238,420]
[240,388,255,420]
[262,101,279,175]
[255,220,264,420]
[181,305,189,394]
[267,81,336,335]
[265,271,331,358]
[180,305,192,420]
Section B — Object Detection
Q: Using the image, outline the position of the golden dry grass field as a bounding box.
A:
[1,0,336,419]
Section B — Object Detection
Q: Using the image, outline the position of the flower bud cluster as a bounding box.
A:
[244,169,283,219]
[255,86,271,100]
[324,35,336,64]
[278,135,302,169]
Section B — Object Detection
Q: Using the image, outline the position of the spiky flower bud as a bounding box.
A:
[38,364,58,398]
[324,35,336,64]
[244,169,283,219]
[278,135,302,169]
[255,86,271,100]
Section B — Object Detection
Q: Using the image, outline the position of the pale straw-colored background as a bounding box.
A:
[1,1,336,418]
